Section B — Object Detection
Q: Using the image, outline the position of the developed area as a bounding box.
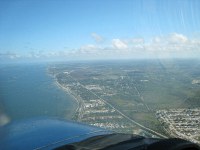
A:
[48,59,200,143]
[157,109,200,144]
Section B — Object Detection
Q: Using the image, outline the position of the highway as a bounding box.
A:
[67,74,168,138]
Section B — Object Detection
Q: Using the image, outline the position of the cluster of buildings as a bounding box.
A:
[156,108,200,144]
[55,71,155,136]
[70,90,137,133]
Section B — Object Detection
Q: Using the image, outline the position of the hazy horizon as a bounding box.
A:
[0,0,200,62]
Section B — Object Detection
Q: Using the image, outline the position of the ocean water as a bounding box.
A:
[0,63,77,122]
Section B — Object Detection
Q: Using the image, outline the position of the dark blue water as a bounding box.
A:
[0,63,77,121]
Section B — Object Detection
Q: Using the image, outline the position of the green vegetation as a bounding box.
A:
[48,59,200,137]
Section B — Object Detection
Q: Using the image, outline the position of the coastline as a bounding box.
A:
[53,76,81,119]
[1,64,77,121]
[48,72,168,138]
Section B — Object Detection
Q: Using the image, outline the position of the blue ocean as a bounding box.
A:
[0,63,77,122]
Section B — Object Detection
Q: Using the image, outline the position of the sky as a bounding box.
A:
[0,0,200,61]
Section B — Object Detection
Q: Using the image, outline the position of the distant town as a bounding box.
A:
[53,70,162,138]
[48,60,200,144]
[157,108,200,144]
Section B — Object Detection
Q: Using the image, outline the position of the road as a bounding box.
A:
[68,74,167,138]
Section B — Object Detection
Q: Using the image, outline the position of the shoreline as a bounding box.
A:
[51,73,168,138]
[46,67,81,120]
[54,77,81,119]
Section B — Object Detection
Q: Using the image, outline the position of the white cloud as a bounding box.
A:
[78,44,99,55]
[80,44,97,50]
[146,33,200,58]
[152,37,161,43]
[1,32,200,61]
[112,39,128,49]
[130,38,144,44]
[91,33,104,43]
[0,52,21,59]
[168,33,188,43]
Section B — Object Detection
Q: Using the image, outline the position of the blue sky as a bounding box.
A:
[0,0,200,61]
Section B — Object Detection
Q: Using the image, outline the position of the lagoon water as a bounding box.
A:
[0,63,77,122]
